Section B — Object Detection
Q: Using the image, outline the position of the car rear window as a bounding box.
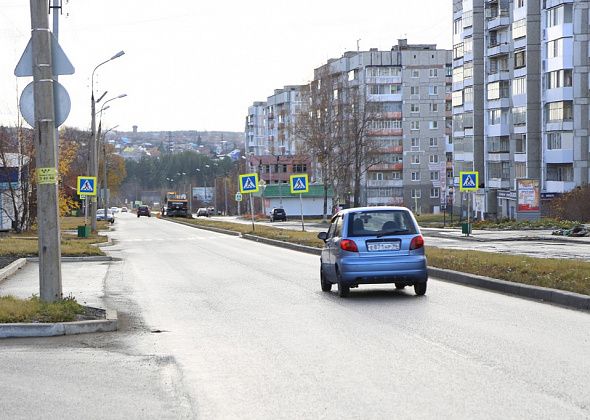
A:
[347,210,417,237]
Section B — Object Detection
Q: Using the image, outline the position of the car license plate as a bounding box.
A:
[367,241,400,251]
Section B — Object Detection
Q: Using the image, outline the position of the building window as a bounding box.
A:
[429,69,438,78]
[411,137,420,149]
[454,18,462,35]
[453,66,464,81]
[545,69,573,89]
[411,189,421,199]
[369,84,402,95]
[369,120,403,130]
[516,0,525,8]
[546,101,573,122]
[412,69,420,78]
[430,171,439,181]
[429,121,439,129]
[410,121,420,131]
[512,77,526,96]
[463,62,473,79]
[430,188,440,198]
[411,171,420,181]
[410,86,419,95]
[512,107,527,125]
[515,162,526,178]
[547,38,564,59]
[514,50,526,68]
[429,154,439,164]
[488,109,505,125]
[514,134,526,153]
[411,154,420,164]
[463,10,473,28]
[463,86,474,104]
[410,104,420,113]
[512,19,527,39]
[547,4,573,28]
[429,86,438,95]
[293,164,307,172]
[430,103,438,112]
[429,137,438,147]
[487,81,509,100]
[452,90,463,107]
[366,67,401,77]
[463,37,473,55]
[547,132,562,149]
[453,42,464,59]
[547,164,573,182]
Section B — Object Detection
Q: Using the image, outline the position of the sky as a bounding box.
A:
[0,1,452,133]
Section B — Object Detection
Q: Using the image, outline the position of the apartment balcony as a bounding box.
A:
[487,15,510,30]
[546,23,573,42]
[487,123,510,137]
[487,98,510,109]
[487,43,510,57]
[368,129,403,137]
[546,121,574,132]
[487,152,510,161]
[545,87,574,103]
[378,145,403,154]
[267,113,274,119]
[486,69,510,83]
[366,75,402,85]
[545,55,574,73]
[488,178,511,189]
[371,163,403,171]
[367,180,404,188]
[367,93,403,103]
[545,148,574,164]
[545,181,575,193]
[375,112,402,120]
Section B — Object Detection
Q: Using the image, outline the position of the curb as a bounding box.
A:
[160,217,241,236]
[428,267,590,311]
[0,308,118,339]
[0,258,27,284]
[26,256,113,263]
[242,234,321,255]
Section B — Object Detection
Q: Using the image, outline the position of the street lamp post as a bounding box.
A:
[90,50,125,232]
[101,125,119,215]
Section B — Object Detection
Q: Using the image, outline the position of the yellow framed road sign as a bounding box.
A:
[77,176,97,196]
[239,173,259,193]
[290,174,309,194]
[459,171,479,192]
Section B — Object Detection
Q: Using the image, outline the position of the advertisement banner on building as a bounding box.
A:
[517,179,540,212]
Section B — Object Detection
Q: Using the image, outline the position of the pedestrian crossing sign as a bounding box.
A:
[459,171,479,192]
[77,176,97,196]
[239,173,259,193]
[290,174,309,194]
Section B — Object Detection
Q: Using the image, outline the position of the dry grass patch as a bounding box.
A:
[0,233,106,257]
[0,295,85,323]
[426,247,590,296]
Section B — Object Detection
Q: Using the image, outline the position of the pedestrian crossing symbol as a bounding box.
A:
[77,176,97,196]
[290,174,309,194]
[459,171,479,192]
[239,173,259,193]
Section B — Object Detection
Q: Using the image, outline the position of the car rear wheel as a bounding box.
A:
[395,283,405,289]
[320,267,332,292]
[336,270,349,298]
[414,282,427,296]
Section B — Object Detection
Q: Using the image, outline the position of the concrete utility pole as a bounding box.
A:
[30,0,62,301]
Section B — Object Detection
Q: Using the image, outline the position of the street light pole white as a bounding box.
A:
[101,125,119,215]
[89,51,125,232]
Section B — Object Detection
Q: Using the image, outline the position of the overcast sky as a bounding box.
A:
[0,1,452,133]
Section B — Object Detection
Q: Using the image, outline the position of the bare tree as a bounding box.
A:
[0,125,35,232]
[290,68,342,221]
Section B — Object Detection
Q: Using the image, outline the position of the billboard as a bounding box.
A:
[517,179,540,212]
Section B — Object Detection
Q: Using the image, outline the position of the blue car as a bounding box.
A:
[317,206,428,297]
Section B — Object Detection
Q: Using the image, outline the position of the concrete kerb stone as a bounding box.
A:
[0,258,27,285]
[160,217,242,236]
[0,308,118,339]
[1,258,118,338]
[428,267,590,311]
[241,234,322,255]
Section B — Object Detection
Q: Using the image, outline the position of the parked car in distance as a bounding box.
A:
[110,207,120,214]
[317,206,427,298]
[121,207,129,213]
[269,208,287,222]
[137,205,151,217]
[196,208,210,217]
[96,208,115,223]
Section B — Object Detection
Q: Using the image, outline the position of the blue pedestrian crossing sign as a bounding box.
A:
[77,176,97,196]
[290,174,309,194]
[239,173,259,193]
[459,171,479,192]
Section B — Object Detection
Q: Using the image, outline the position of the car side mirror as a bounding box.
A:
[317,232,328,241]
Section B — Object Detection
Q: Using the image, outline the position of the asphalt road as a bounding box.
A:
[2,213,589,418]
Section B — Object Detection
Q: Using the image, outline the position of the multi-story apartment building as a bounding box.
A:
[244,86,311,188]
[452,0,587,219]
[311,40,452,212]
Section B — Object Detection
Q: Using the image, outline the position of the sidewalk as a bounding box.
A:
[421,227,590,244]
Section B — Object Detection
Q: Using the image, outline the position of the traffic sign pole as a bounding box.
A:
[299,193,305,232]
[249,193,255,232]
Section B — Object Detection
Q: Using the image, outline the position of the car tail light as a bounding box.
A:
[340,239,358,252]
[410,235,424,250]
